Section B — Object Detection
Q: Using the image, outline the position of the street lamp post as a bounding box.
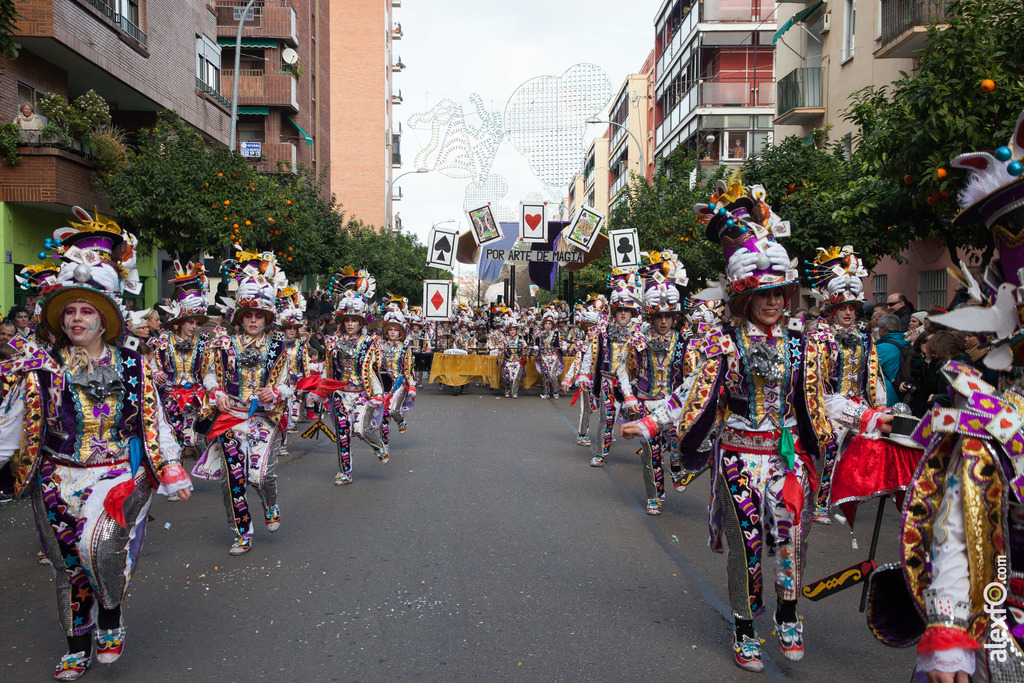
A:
[387,169,428,234]
[586,118,646,180]
[229,0,259,153]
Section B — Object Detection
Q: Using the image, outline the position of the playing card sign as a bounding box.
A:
[423,280,452,321]
[608,228,640,269]
[426,225,459,270]
[520,203,547,244]
[565,206,604,252]
[467,204,503,247]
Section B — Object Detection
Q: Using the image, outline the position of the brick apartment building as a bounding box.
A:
[329,0,404,232]
[213,0,330,185]
[0,0,232,311]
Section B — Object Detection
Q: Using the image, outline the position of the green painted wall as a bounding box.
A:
[0,203,158,316]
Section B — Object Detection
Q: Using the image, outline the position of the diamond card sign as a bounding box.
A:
[520,203,547,244]
[565,206,604,252]
[426,224,459,270]
[608,228,640,269]
[423,280,452,321]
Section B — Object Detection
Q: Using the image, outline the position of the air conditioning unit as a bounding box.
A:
[821,12,831,33]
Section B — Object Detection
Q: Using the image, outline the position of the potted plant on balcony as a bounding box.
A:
[37,90,113,155]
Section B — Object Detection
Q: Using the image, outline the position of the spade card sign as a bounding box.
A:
[423,280,452,321]
[519,203,547,244]
[608,228,640,269]
[426,225,459,270]
[565,207,604,252]
[467,204,503,247]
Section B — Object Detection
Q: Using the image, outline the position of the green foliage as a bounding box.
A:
[89,124,129,181]
[843,0,1024,258]
[336,226,431,303]
[0,121,20,165]
[0,0,20,81]
[37,90,112,142]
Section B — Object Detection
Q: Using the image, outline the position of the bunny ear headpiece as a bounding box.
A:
[807,245,868,316]
[928,111,1024,370]
[693,178,799,316]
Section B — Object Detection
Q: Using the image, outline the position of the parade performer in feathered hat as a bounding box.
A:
[577,269,645,467]
[0,207,191,680]
[633,251,689,515]
[620,179,892,672]
[322,267,388,484]
[562,296,606,447]
[150,258,211,469]
[199,247,292,556]
[406,306,433,387]
[275,285,311,455]
[500,313,529,398]
[377,300,417,447]
[863,111,1024,681]
[533,306,564,399]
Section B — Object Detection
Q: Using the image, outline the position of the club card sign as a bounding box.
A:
[565,206,604,252]
[520,203,547,243]
[426,224,459,269]
[423,280,452,321]
[466,204,503,247]
[608,228,640,269]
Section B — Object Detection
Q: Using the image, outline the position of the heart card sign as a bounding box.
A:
[423,280,452,321]
[427,225,459,270]
[466,204,503,247]
[520,203,547,244]
[608,228,640,270]
[565,206,604,252]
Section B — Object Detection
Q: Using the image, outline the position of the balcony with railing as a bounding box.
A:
[196,77,232,109]
[876,0,950,59]
[81,0,149,49]
[392,133,402,168]
[656,78,774,151]
[656,0,774,78]
[219,70,296,110]
[775,67,824,125]
[215,0,299,47]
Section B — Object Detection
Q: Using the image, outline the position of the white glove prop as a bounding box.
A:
[726,248,760,281]
[763,242,791,272]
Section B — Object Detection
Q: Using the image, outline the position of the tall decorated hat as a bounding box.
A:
[807,245,868,316]
[607,269,643,311]
[16,260,61,319]
[331,266,376,323]
[161,258,210,325]
[640,250,688,315]
[39,206,140,342]
[929,111,1024,369]
[694,178,798,316]
[381,308,407,340]
[276,286,306,328]
[220,247,281,326]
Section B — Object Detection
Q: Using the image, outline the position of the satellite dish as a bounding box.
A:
[282,48,299,65]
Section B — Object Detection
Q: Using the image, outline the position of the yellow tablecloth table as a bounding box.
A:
[430,353,501,387]
[521,355,575,389]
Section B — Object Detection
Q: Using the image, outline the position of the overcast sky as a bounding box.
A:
[392,0,661,258]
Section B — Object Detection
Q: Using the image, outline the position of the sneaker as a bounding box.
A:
[94,618,125,664]
[645,499,662,516]
[540,393,549,399]
[512,393,518,399]
[577,435,591,447]
[504,391,510,398]
[54,649,92,681]
[398,421,408,434]
[773,614,804,661]
[812,505,831,525]
[589,456,604,467]
[335,472,353,486]
[732,632,765,673]
[265,505,281,532]
[38,552,51,565]
[167,493,180,502]
[229,538,252,556]
[378,446,389,464]
[553,393,559,399]
[279,447,289,457]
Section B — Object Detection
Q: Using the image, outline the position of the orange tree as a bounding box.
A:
[842,0,1024,262]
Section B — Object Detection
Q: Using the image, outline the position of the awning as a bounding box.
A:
[237,106,269,115]
[217,38,279,48]
[772,0,825,44]
[286,116,313,146]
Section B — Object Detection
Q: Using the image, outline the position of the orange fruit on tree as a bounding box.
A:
[936,168,947,179]
[903,175,913,185]
[224,200,230,206]
[981,79,997,93]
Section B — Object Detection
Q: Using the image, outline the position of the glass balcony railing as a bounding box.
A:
[776,67,822,117]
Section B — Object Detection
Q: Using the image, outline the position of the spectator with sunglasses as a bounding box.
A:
[884,293,915,332]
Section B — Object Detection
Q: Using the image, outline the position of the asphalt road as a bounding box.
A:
[1,383,914,682]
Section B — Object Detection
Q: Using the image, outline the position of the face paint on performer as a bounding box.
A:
[62,301,106,351]
[386,326,401,341]
[342,318,361,336]
[748,288,786,333]
[178,318,199,340]
[241,310,268,338]
[831,302,858,329]
[542,319,553,331]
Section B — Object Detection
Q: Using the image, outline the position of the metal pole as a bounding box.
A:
[229,0,259,153]
[859,496,887,613]
[587,119,645,179]
[510,265,516,309]
[386,169,428,233]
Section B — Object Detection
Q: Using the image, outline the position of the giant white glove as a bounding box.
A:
[726,248,760,281]
[763,242,791,272]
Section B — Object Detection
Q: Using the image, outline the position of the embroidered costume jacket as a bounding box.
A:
[325,333,382,397]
